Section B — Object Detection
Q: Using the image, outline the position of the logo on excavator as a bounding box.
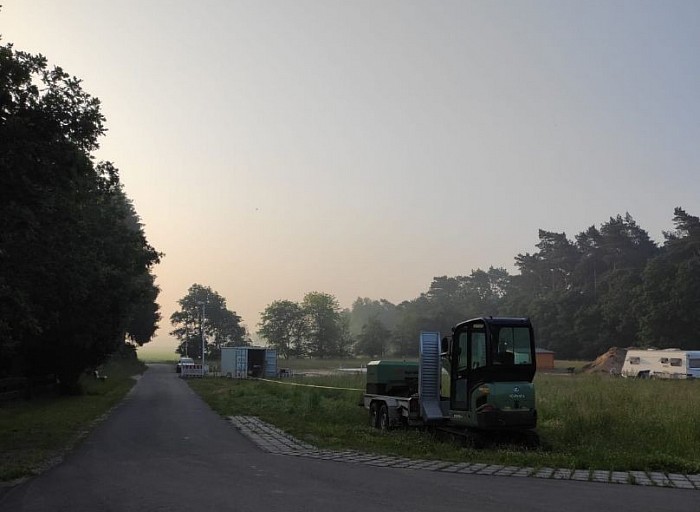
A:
[509,386,525,399]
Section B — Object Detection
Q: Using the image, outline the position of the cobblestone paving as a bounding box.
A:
[228,416,700,490]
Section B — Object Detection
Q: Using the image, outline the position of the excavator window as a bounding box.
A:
[492,326,532,365]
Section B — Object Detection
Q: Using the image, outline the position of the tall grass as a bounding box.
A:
[536,374,700,472]
[190,373,700,474]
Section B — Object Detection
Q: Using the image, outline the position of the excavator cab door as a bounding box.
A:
[450,321,487,411]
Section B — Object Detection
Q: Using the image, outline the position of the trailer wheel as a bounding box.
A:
[523,431,540,449]
[378,404,390,431]
[464,430,486,449]
[369,402,380,428]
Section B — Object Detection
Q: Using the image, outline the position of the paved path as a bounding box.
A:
[1,364,697,511]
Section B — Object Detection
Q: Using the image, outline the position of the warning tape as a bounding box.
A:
[254,377,362,392]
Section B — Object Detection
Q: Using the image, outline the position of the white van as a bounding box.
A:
[621,349,700,379]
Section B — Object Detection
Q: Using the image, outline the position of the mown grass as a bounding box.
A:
[189,372,700,474]
[0,358,146,482]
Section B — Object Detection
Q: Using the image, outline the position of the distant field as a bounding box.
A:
[137,344,178,363]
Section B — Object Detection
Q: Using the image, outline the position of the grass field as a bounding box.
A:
[0,358,146,482]
[189,371,700,475]
[137,344,178,363]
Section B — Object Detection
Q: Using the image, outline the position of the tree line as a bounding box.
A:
[254,210,700,360]
[0,42,161,392]
[169,287,353,361]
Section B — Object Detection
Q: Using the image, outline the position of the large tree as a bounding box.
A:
[258,292,352,358]
[354,315,391,358]
[637,208,700,348]
[258,300,307,359]
[170,284,248,361]
[302,292,347,358]
[348,298,398,337]
[0,42,161,390]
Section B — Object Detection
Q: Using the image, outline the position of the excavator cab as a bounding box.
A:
[445,317,537,431]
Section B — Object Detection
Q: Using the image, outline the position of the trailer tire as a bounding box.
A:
[378,404,390,431]
[369,402,380,428]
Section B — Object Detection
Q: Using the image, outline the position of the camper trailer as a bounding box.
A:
[621,349,700,379]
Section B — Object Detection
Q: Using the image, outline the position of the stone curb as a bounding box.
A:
[227,416,700,490]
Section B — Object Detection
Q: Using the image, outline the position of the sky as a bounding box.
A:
[3,1,700,355]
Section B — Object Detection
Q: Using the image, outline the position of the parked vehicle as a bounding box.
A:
[363,316,538,446]
[176,357,194,373]
[621,349,700,379]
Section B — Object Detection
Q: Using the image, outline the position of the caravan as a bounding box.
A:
[621,349,700,379]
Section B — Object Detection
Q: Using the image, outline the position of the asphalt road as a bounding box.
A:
[1,364,697,512]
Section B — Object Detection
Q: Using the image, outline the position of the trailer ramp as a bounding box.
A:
[419,331,445,422]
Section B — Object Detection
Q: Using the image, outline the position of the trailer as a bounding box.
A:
[621,349,700,379]
[363,317,538,446]
[221,346,278,379]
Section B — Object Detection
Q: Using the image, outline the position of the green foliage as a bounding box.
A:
[637,208,700,348]
[170,284,249,361]
[348,298,398,336]
[392,268,512,357]
[258,291,353,359]
[190,373,700,474]
[302,292,349,358]
[257,300,307,358]
[0,42,161,389]
[355,316,391,357]
[502,211,700,358]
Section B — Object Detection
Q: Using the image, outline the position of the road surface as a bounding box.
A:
[1,364,696,511]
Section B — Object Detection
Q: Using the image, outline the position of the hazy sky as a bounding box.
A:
[4,1,700,354]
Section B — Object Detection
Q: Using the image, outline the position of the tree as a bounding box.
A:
[638,208,700,348]
[125,272,162,346]
[170,284,248,361]
[258,292,352,358]
[0,42,161,390]
[258,300,307,359]
[301,292,346,358]
[348,297,398,337]
[355,316,391,358]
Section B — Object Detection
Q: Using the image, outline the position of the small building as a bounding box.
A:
[535,348,555,370]
[221,346,278,378]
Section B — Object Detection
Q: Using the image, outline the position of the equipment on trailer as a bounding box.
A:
[363,317,538,446]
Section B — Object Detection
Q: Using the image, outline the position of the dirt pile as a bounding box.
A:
[581,347,627,375]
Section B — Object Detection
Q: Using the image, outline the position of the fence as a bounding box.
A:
[179,364,208,378]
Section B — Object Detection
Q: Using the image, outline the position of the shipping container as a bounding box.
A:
[220,346,278,378]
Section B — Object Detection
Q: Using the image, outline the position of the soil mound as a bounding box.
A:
[581,347,627,375]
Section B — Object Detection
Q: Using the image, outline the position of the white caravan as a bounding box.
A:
[621,349,700,379]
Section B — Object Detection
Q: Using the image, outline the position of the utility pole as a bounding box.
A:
[198,301,206,376]
[184,320,190,357]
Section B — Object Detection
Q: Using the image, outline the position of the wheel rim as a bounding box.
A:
[379,406,389,430]
[369,404,378,427]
